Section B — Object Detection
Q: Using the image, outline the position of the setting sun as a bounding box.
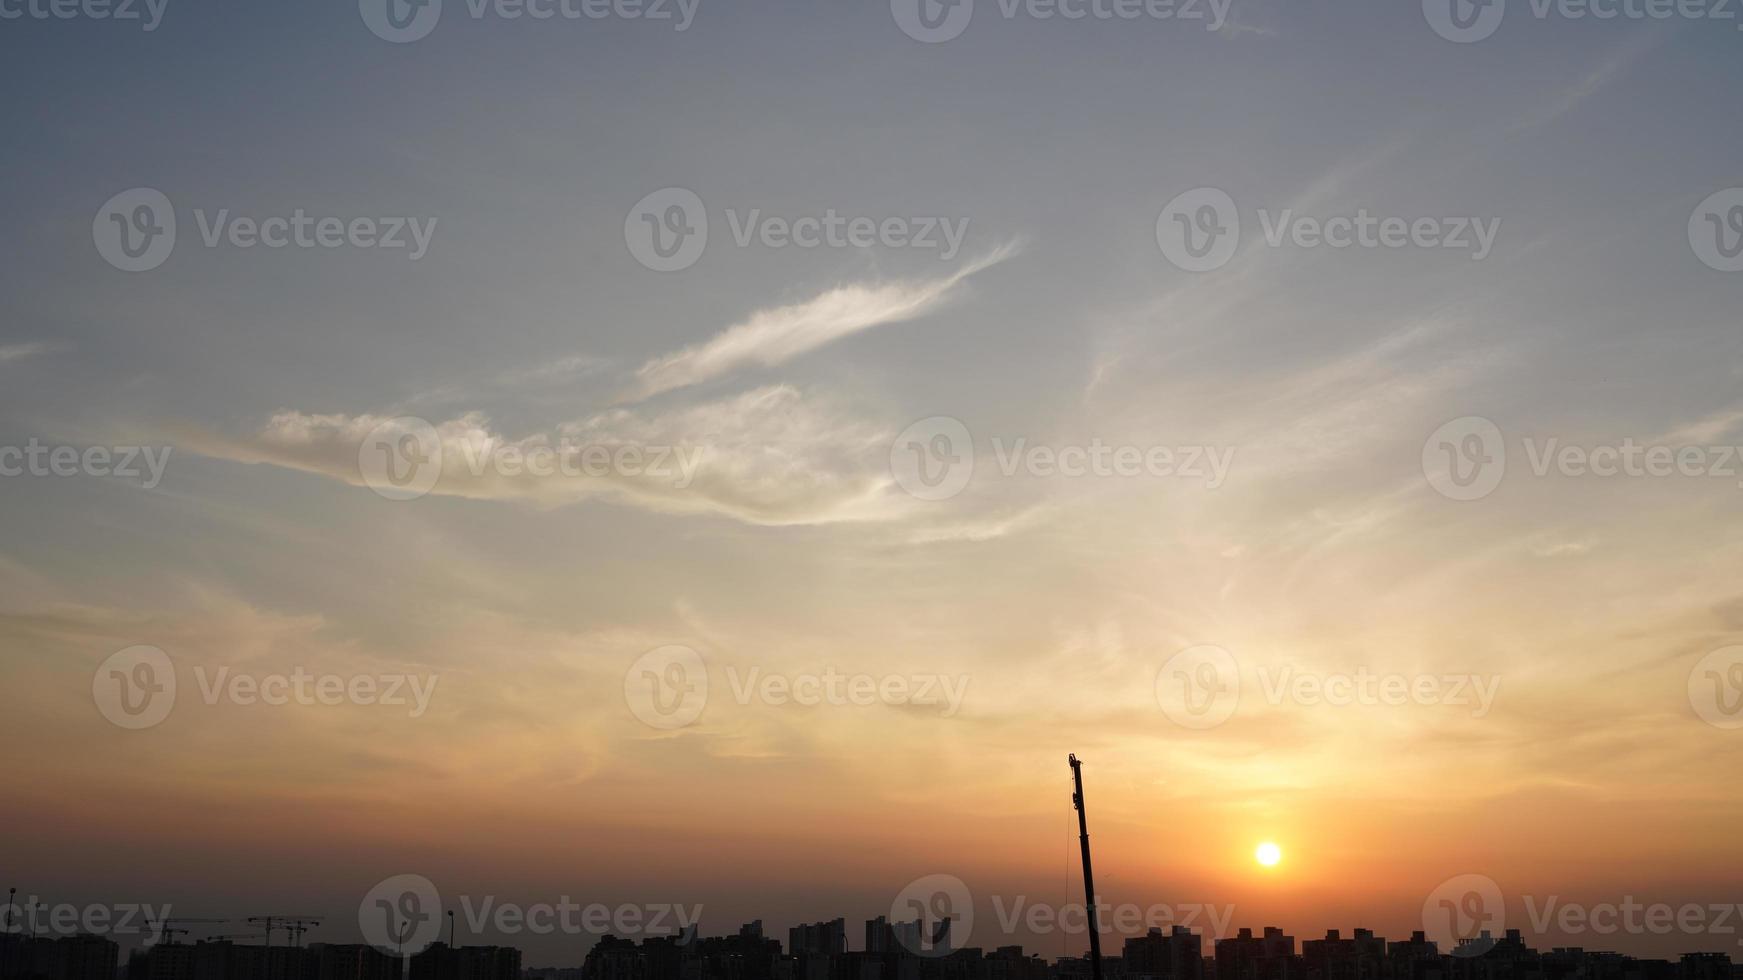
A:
[1255,841,1283,867]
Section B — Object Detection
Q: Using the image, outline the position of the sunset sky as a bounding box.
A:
[3,0,1742,968]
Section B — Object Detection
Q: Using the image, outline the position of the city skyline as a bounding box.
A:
[10,895,1742,973]
[5,0,1743,974]
[8,846,1743,968]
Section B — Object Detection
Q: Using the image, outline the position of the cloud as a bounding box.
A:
[167,256,1028,526]
[0,342,62,365]
[1507,32,1660,134]
[1660,405,1743,445]
[900,504,1052,545]
[179,385,910,527]
[1531,537,1597,558]
[626,243,1019,402]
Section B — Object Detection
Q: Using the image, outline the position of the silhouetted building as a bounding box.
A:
[1302,929,1386,980]
[984,945,1052,980]
[1681,953,1734,980]
[791,920,847,957]
[1387,931,1442,980]
[308,942,401,980]
[868,918,893,955]
[0,933,119,980]
[129,940,196,980]
[1217,927,1297,980]
[525,970,587,980]
[123,939,413,980]
[409,940,522,979]
[559,917,1732,980]
[866,916,951,958]
[1125,926,1204,980]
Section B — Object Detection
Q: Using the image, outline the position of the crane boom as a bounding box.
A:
[1068,754,1103,980]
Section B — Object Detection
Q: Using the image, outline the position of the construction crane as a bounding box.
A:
[156,918,233,945]
[1068,754,1104,980]
[283,918,323,947]
[199,932,269,944]
[247,915,324,948]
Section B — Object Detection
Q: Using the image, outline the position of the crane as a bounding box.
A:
[156,918,233,945]
[199,932,269,944]
[247,915,324,948]
[1069,754,1104,980]
[283,918,323,947]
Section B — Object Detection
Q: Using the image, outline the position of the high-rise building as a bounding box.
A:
[867,918,891,955]
[1682,953,1735,980]
[409,940,524,979]
[1301,929,1386,980]
[1216,927,1296,980]
[1387,930,1441,980]
[306,942,401,979]
[791,919,847,956]
[0,934,119,980]
[1125,926,1204,980]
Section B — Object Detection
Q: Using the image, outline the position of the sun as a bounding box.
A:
[1255,841,1282,867]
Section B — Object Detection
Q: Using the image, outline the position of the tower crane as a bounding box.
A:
[246,915,324,948]
[200,932,268,944]
[156,918,233,945]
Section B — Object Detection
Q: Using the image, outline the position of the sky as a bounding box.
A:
[3,0,1743,968]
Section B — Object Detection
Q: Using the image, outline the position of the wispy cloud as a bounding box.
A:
[1508,31,1661,133]
[900,504,1053,545]
[171,253,1030,525]
[1531,537,1598,558]
[0,342,62,365]
[626,243,1019,402]
[1660,405,1743,445]
[177,386,909,526]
